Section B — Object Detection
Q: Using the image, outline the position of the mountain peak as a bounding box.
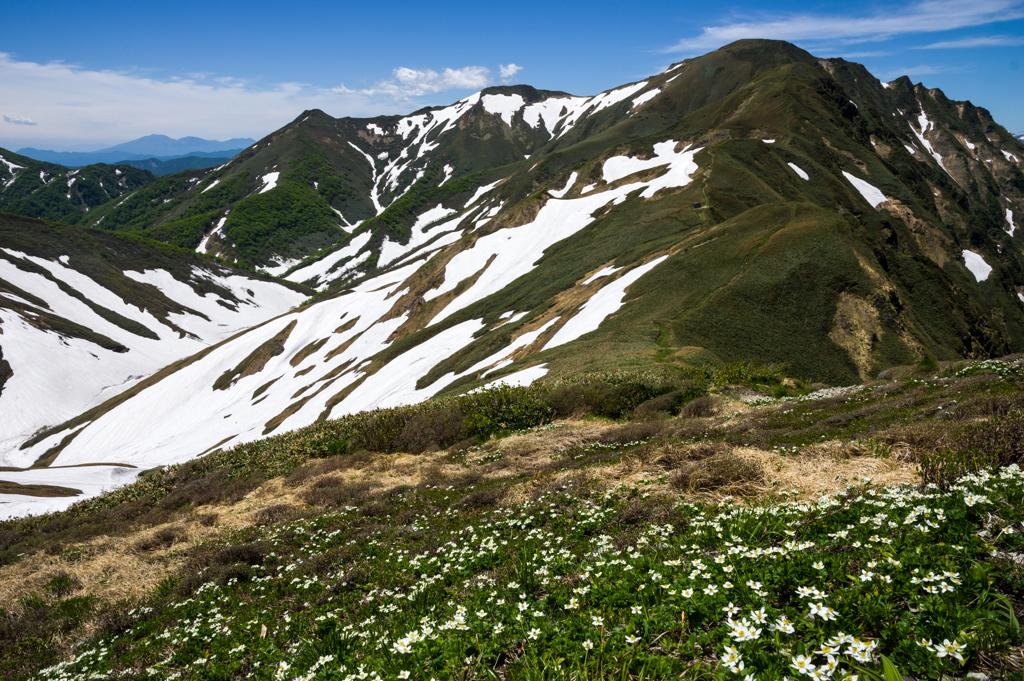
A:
[478,84,573,102]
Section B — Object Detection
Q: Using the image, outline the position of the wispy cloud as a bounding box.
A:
[3,115,37,126]
[499,63,523,82]
[333,66,491,100]
[0,53,497,148]
[880,63,973,78]
[916,34,1024,48]
[664,0,1024,53]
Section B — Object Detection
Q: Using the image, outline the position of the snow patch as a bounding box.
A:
[522,97,583,133]
[962,251,992,281]
[1003,150,1020,163]
[602,141,701,198]
[464,179,503,207]
[842,171,886,208]
[0,253,305,470]
[910,107,951,176]
[481,93,525,126]
[259,257,302,278]
[1007,207,1015,236]
[366,123,385,135]
[582,265,621,285]
[0,155,23,175]
[379,205,459,267]
[0,465,139,519]
[631,89,659,109]
[477,364,548,391]
[787,163,809,180]
[197,216,228,253]
[202,179,221,194]
[259,172,280,194]
[543,256,668,350]
[549,172,578,198]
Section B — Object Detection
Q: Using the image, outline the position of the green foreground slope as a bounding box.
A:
[2,358,1024,680]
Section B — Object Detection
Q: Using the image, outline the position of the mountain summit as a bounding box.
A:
[2,39,1023,515]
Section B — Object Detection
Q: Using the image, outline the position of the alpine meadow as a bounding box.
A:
[1,37,1024,681]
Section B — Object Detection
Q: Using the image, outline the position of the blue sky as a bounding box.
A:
[1,0,1022,150]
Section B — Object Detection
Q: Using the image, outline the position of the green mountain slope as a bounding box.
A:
[4,40,1024,517]
[0,148,155,224]
[113,155,234,176]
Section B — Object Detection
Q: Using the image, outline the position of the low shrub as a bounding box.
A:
[301,478,373,508]
[133,525,187,552]
[398,407,465,454]
[42,573,81,599]
[157,470,262,510]
[251,504,301,526]
[679,395,717,418]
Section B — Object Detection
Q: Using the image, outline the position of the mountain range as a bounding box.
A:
[15,134,254,167]
[1,39,1023,517]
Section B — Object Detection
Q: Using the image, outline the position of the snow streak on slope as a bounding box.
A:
[197,216,228,254]
[285,231,372,290]
[543,256,669,350]
[548,173,578,198]
[910,108,951,177]
[788,163,809,180]
[0,254,306,468]
[582,265,621,285]
[479,364,549,390]
[522,98,581,133]
[631,89,660,109]
[602,142,701,198]
[552,82,649,139]
[842,171,886,208]
[424,143,698,325]
[378,204,460,267]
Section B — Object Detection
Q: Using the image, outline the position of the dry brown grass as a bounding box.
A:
[0,478,308,615]
[0,417,920,621]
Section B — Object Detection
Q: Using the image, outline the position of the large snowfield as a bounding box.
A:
[0,137,700,517]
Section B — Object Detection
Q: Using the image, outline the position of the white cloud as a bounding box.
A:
[664,0,1024,53]
[3,115,37,126]
[0,52,452,149]
[499,63,523,82]
[333,66,491,100]
[916,35,1024,48]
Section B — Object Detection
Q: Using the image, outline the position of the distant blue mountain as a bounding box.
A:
[17,134,256,167]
